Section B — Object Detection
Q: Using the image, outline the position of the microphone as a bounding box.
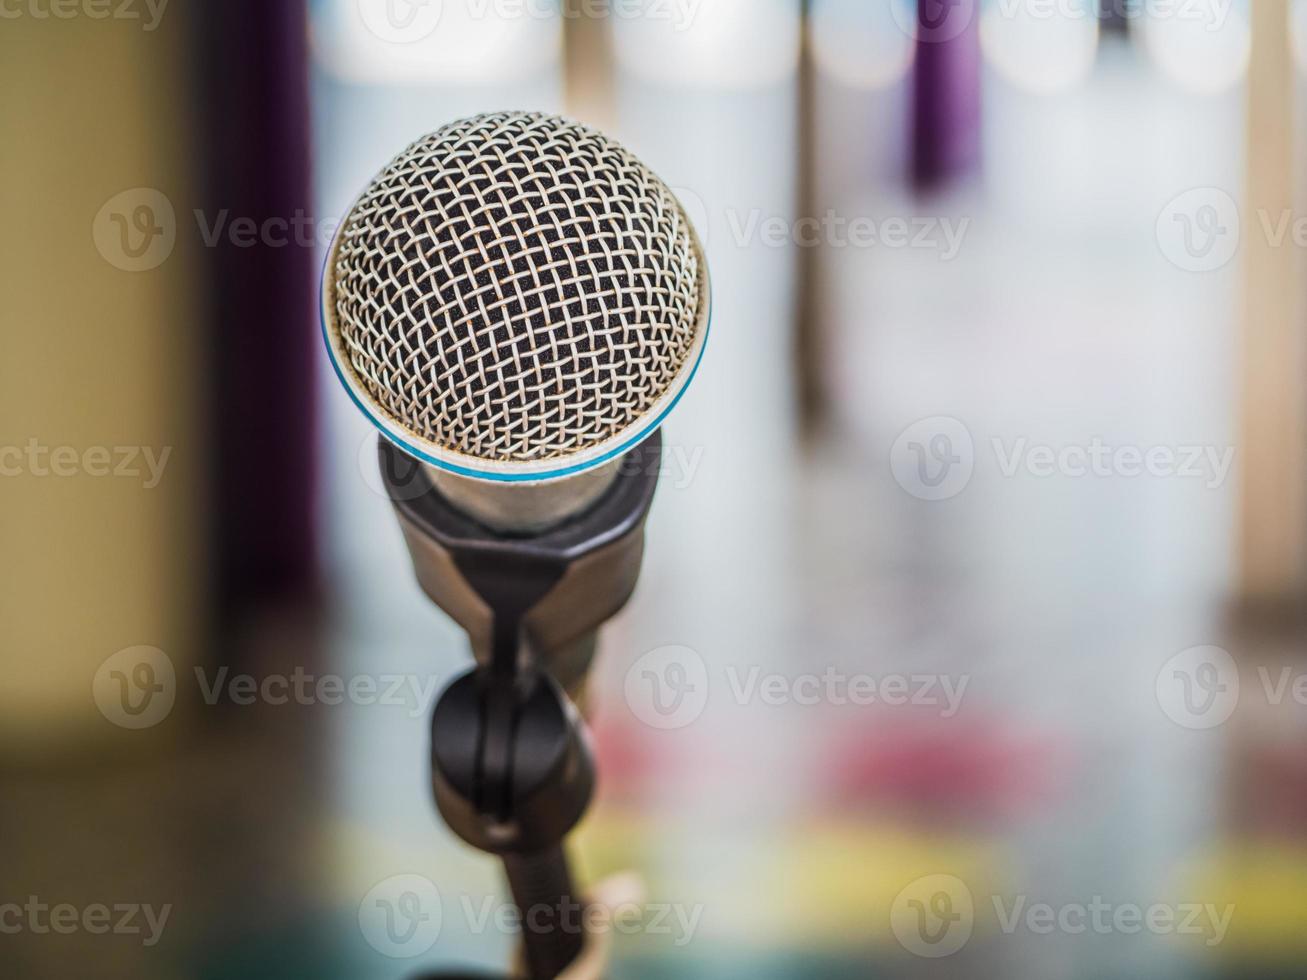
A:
[323,110,710,533]
[320,112,710,980]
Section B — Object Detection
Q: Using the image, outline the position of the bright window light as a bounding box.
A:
[981,1,1099,95]
[810,0,914,91]
[613,0,801,90]
[312,0,561,84]
[1136,0,1249,95]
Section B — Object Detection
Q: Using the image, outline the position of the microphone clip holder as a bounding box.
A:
[379,432,663,979]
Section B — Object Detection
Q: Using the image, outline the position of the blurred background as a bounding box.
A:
[3,0,1307,976]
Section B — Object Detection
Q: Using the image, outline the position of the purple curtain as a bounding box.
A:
[197,0,319,618]
[912,0,982,189]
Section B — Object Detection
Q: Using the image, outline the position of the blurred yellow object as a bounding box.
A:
[776,821,1000,945]
[577,808,1001,948]
[1183,843,1307,957]
[0,10,203,756]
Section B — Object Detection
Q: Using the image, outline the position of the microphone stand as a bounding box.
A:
[380,433,663,979]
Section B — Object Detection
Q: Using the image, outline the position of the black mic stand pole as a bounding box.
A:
[380,432,663,980]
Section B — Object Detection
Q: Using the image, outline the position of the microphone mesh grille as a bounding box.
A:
[331,111,703,464]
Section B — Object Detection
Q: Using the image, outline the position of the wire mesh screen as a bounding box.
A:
[331,111,704,463]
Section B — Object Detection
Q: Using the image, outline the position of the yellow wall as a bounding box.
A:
[0,7,204,753]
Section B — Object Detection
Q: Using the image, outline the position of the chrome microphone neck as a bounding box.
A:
[423,459,622,536]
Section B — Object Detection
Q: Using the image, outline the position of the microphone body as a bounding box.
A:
[385,433,662,980]
[321,111,709,980]
[381,434,661,694]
